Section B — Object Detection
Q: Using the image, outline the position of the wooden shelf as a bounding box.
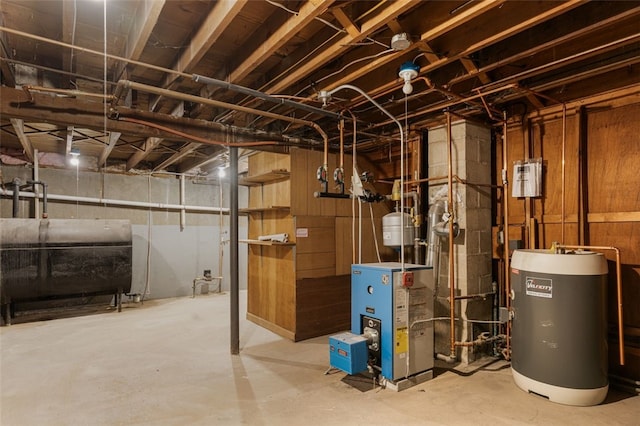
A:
[239,206,290,214]
[240,239,295,247]
[239,170,290,186]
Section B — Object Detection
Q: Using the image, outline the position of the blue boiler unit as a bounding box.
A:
[330,262,434,390]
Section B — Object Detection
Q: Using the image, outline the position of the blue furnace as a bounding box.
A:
[330,262,434,387]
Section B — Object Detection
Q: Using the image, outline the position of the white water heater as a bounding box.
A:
[510,249,608,406]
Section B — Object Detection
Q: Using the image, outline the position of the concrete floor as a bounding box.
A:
[1,291,638,426]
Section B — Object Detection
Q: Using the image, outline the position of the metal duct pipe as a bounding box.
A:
[112,81,328,151]
[230,147,239,355]
[446,111,456,359]
[192,74,341,120]
[425,200,446,267]
[11,178,20,218]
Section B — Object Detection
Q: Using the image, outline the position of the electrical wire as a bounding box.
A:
[314,48,395,86]
[369,203,381,262]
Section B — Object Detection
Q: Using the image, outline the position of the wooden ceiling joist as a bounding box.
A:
[114,0,166,80]
[159,0,248,90]
[126,102,184,170]
[264,0,420,95]
[98,131,122,168]
[154,142,201,171]
[9,118,34,162]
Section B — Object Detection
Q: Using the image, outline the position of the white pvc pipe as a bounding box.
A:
[1,188,229,213]
[180,175,186,230]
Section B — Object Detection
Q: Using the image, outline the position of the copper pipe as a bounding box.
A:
[446,111,456,358]
[371,84,519,130]
[502,111,512,360]
[119,117,278,147]
[555,244,625,365]
[338,119,345,169]
[405,175,450,185]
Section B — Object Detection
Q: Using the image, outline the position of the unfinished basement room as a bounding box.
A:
[1,0,639,424]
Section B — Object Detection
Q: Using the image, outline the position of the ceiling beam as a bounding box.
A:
[153,142,201,171]
[9,118,34,162]
[115,0,166,80]
[447,5,640,87]
[460,57,491,85]
[332,6,360,38]
[66,126,74,154]
[320,0,507,93]
[344,0,584,111]
[264,0,420,95]
[0,14,15,87]
[98,131,122,168]
[126,137,163,170]
[126,102,184,170]
[228,0,335,86]
[61,0,75,88]
[177,146,227,174]
[160,0,247,90]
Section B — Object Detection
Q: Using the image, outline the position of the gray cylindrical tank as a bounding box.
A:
[382,212,414,247]
[510,249,608,406]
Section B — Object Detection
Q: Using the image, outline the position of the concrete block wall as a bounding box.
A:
[0,164,248,299]
[428,120,493,363]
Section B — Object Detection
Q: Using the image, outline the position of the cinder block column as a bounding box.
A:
[428,120,492,363]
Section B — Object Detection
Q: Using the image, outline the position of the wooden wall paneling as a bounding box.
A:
[295,215,336,278]
[273,246,295,331]
[295,274,351,341]
[248,185,263,209]
[246,245,263,316]
[247,212,263,239]
[290,148,308,216]
[587,103,640,214]
[506,125,526,224]
[336,217,354,275]
[249,151,290,176]
[260,211,294,239]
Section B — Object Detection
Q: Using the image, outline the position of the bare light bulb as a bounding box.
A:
[70,157,79,166]
[398,62,419,97]
[218,167,226,178]
[402,81,413,95]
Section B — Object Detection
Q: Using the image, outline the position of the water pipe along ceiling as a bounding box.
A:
[1,0,639,175]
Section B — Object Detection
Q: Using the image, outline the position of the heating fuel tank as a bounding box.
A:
[1,218,132,323]
[510,249,608,406]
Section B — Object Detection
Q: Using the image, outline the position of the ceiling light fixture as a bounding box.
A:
[398,62,420,95]
[391,33,411,51]
[69,147,80,166]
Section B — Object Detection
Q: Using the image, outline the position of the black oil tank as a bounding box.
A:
[1,218,132,305]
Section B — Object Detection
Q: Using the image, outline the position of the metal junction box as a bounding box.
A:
[351,262,434,383]
[329,332,368,375]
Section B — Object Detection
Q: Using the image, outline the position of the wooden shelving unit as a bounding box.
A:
[239,170,290,186]
[240,239,295,247]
